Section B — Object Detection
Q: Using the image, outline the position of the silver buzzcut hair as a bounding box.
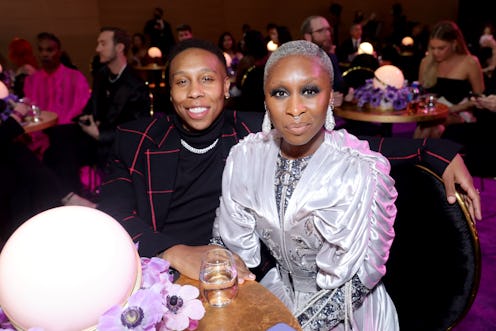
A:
[263,40,334,90]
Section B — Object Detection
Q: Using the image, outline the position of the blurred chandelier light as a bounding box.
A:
[267,40,278,52]
[147,47,162,59]
[357,42,374,55]
[402,36,414,47]
[0,80,9,99]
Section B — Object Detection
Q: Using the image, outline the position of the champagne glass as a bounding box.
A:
[199,248,238,307]
[18,98,41,123]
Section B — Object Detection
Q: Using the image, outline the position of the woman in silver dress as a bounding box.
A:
[214,40,399,330]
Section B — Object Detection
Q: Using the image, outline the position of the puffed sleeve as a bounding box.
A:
[314,136,397,290]
[214,145,262,268]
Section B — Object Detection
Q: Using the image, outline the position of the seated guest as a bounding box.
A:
[7,38,38,98]
[338,22,365,63]
[43,27,150,198]
[22,32,90,157]
[176,24,193,42]
[0,97,94,244]
[234,29,269,112]
[415,20,485,138]
[217,31,243,71]
[24,32,90,125]
[215,39,399,330]
[130,33,150,67]
[98,39,481,284]
[300,15,347,97]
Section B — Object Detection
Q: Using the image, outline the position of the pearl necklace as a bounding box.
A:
[108,64,127,83]
[180,138,219,154]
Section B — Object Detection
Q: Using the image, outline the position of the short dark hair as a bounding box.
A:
[176,24,192,33]
[100,26,131,55]
[37,32,61,49]
[154,7,163,16]
[165,38,227,83]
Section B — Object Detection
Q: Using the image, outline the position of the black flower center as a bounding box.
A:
[166,294,184,314]
[121,306,144,328]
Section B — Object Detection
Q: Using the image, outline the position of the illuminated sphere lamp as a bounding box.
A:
[0,80,9,99]
[401,36,414,47]
[372,64,405,90]
[357,42,374,55]
[147,46,162,59]
[0,206,141,331]
[267,40,278,52]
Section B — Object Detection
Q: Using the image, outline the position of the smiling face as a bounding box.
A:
[264,54,331,159]
[169,48,230,132]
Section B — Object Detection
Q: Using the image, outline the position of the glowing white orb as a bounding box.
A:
[0,206,141,331]
[401,36,414,46]
[358,42,374,55]
[0,81,9,99]
[267,40,278,52]
[147,46,162,59]
[373,65,405,89]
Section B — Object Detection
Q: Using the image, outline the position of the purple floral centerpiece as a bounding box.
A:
[0,257,205,331]
[354,78,411,111]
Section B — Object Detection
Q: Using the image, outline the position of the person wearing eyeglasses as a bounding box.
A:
[301,16,346,97]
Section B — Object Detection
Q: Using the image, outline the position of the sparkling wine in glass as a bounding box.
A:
[199,248,238,307]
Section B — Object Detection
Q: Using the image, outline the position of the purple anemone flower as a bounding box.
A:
[393,98,408,110]
[141,257,172,288]
[160,284,205,331]
[98,289,164,331]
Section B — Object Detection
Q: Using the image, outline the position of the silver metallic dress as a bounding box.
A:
[214,130,399,330]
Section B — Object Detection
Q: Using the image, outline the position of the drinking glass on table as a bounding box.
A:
[18,98,41,123]
[199,248,238,307]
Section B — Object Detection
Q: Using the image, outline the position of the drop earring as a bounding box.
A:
[262,103,272,134]
[325,100,335,131]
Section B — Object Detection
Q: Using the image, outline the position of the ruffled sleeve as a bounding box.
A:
[314,131,397,290]
[213,134,264,268]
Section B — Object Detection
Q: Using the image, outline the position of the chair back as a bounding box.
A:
[383,165,481,331]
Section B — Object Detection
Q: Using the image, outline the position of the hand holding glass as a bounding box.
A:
[199,248,238,307]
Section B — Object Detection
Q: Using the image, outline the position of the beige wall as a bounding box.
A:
[1,0,458,81]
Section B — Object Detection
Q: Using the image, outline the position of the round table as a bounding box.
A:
[177,275,301,331]
[334,102,449,123]
[22,111,58,133]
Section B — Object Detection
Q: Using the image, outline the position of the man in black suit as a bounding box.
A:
[43,27,150,198]
[144,7,175,59]
[338,23,364,64]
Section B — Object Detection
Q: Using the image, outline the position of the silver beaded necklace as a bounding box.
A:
[180,138,219,154]
[108,64,127,84]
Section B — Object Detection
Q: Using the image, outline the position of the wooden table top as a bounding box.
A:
[22,111,58,133]
[177,275,301,331]
[335,102,449,124]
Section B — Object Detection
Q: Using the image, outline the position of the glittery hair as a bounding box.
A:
[263,40,334,90]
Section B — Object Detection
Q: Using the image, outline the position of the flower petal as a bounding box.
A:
[182,299,206,320]
[178,285,200,301]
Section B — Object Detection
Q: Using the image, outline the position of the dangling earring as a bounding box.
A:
[262,103,272,134]
[325,100,335,131]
